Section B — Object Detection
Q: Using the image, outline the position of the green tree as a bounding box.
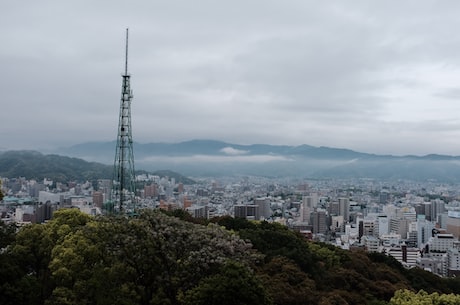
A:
[389,289,460,305]
[46,210,259,305]
[258,256,316,305]
[179,260,272,305]
[8,208,92,305]
[238,221,315,273]
[0,220,16,248]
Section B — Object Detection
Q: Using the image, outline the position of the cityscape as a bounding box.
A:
[5,2,460,304]
[2,173,460,279]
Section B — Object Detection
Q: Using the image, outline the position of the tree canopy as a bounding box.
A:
[1,209,268,305]
[3,210,460,305]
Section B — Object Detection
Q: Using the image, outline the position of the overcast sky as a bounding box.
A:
[2,1,460,155]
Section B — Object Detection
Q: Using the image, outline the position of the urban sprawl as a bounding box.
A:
[2,175,460,278]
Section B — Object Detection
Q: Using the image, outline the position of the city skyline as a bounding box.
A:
[3,1,460,155]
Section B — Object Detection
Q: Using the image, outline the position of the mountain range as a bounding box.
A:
[50,139,460,181]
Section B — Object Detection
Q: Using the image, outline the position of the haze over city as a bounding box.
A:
[2,1,460,156]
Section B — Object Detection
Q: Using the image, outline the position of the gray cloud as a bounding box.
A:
[2,1,460,155]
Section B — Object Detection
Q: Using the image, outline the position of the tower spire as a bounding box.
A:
[124,28,129,76]
[110,28,136,214]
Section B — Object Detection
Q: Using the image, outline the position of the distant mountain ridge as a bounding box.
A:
[5,141,460,183]
[57,139,460,160]
[50,140,460,181]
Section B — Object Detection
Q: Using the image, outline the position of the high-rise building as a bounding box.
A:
[446,211,460,239]
[328,201,339,216]
[144,184,158,199]
[417,216,434,249]
[338,198,350,223]
[35,202,56,223]
[390,218,410,238]
[359,216,377,238]
[302,195,318,223]
[255,197,271,219]
[310,209,327,234]
[431,199,446,223]
[379,190,389,204]
[187,205,208,218]
[447,248,460,277]
[92,191,104,209]
[183,196,193,209]
[377,215,389,237]
[234,204,260,220]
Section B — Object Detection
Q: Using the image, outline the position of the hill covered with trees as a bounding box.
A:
[0,151,194,184]
[1,209,460,305]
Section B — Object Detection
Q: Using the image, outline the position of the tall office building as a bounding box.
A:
[447,248,460,277]
[431,199,446,223]
[338,197,350,223]
[328,201,339,216]
[379,190,389,204]
[377,215,390,237]
[144,184,158,199]
[446,211,460,239]
[92,191,104,209]
[302,194,318,223]
[234,204,260,220]
[359,216,377,238]
[255,197,271,219]
[390,218,410,238]
[310,209,328,234]
[417,216,434,249]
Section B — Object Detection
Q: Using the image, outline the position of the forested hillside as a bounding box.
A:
[0,151,113,182]
[0,151,195,184]
[1,209,460,305]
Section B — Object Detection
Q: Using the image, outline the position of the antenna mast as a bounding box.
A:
[111,28,136,214]
[124,28,129,76]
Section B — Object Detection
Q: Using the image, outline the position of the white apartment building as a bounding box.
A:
[387,244,420,268]
[417,216,435,250]
[377,215,390,237]
[362,235,380,253]
[429,233,455,253]
[447,248,460,277]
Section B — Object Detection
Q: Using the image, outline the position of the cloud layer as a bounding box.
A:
[2,1,460,155]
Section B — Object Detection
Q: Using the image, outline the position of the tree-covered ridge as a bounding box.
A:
[0,150,195,184]
[0,151,113,182]
[2,210,460,305]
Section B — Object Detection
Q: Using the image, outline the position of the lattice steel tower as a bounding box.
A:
[111,28,136,213]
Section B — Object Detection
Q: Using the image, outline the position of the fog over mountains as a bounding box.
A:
[51,140,460,181]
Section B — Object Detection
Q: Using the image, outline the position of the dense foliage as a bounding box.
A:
[2,210,460,305]
[389,289,460,304]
